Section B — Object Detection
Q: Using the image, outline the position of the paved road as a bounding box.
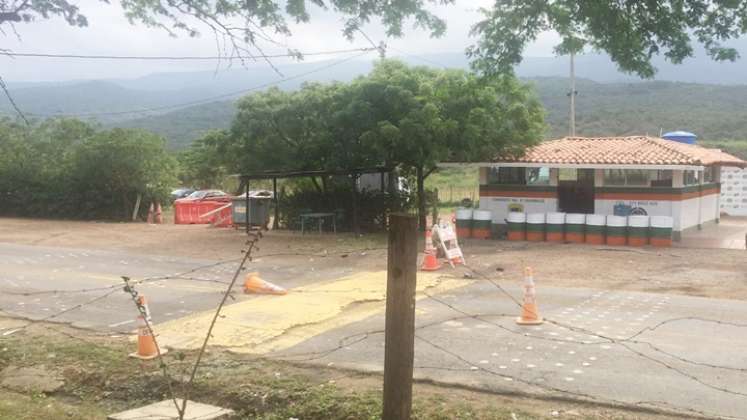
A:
[2,241,746,418]
[273,280,747,419]
[0,242,359,332]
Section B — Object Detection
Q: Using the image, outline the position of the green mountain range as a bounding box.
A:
[2,52,747,157]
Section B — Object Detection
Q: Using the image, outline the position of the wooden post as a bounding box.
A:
[272,177,279,230]
[382,213,418,420]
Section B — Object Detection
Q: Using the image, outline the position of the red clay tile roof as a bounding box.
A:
[497,136,746,168]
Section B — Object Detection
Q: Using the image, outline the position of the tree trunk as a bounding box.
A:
[310,177,323,194]
[416,166,426,231]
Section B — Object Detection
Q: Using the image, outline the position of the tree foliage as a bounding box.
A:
[469,1,747,78]
[0,118,177,219]
[186,60,545,227]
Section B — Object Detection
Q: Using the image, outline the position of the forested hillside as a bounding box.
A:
[116,77,747,153]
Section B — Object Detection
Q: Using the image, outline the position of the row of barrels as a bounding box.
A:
[506,212,674,247]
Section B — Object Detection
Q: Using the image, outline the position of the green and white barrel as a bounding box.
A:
[526,213,545,242]
[545,212,566,242]
[650,216,673,247]
[606,215,627,246]
[627,215,650,246]
[565,213,586,243]
[455,208,473,238]
[472,210,492,239]
[506,212,526,241]
[585,214,606,245]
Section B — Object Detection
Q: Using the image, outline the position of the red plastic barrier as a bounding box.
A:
[174,199,231,225]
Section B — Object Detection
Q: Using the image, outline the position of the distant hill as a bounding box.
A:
[3,49,747,152]
[116,77,747,150]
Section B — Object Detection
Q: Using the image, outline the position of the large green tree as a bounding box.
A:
[356,60,544,228]
[198,60,544,229]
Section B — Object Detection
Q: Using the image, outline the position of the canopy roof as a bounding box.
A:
[495,136,745,168]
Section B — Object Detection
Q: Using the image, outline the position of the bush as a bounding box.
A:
[0,118,177,220]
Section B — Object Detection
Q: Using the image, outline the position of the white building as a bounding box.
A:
[446,136,746,240]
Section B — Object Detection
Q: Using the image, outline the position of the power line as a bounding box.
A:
[28,49,374,118]
[0,47,375,61]
[0,75,29,125]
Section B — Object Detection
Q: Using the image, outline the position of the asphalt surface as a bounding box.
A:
[0,242,360,332]
[274,280,747,419]
[1,241,746,419]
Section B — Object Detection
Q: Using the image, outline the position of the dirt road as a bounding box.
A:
[1,217,745,300]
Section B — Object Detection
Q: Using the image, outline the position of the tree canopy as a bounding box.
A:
[4,0,747,79]
[190,59,545,227]
[468,1,747,78]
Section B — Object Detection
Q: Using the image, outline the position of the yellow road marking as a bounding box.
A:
[154,271,469,354]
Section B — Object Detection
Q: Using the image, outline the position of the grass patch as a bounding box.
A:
[0,323,688,420]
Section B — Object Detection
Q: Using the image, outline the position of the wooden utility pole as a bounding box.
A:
[382,213,418,420]
[569,51,576,136]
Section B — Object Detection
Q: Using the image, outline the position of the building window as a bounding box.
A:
[488,167,525,185]
[704,166,715,183]
[603,169,650,186]
[683,170,699,185]
[487,167,550,185]
[651,170,673,187]
[558,168,577,181]
[526,167,550,185]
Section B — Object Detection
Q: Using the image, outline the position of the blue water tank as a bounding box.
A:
[662,131,697,144]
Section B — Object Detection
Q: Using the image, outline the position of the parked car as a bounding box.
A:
[170,188,195,201]
[178,189,230,202]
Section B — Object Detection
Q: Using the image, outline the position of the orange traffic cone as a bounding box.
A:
[129,296,167,360]
[421,229,442,271]
[147,203,155,224]
[516,267,543,325]
[243,272,287,295]
[154,202,163,224]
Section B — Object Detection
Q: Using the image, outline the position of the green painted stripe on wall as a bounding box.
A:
[526,224,545,233]
[545,224,564,233]
[565,223,585,233]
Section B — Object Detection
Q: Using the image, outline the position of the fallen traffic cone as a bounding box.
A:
[516,267,543,325]
[421,229,442,271]
[147,203,155,224]
[154,202,163,224]
[129,296,167,360]
[243,272,287,295]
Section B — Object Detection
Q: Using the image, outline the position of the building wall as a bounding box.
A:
[478,166,720,232]
[720,166,747,216]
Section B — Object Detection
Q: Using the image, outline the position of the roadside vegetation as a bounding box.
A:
[0,321,687,420]
[0,118,176,220]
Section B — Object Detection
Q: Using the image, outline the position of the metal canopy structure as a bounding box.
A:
[235,166,392,235]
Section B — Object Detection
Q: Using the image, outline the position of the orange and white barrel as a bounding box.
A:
[545,212,565,242]
[471,210,492,239]
[506,212,526,241]
[526,213,545,242]
[606,215,627,246]
[455,208,473,238]
[650,216,674,247]
[585,214,606,245]
[627,216,650,246]
[564,213,586,243]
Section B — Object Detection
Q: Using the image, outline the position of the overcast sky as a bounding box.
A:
[0,0,562,82]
